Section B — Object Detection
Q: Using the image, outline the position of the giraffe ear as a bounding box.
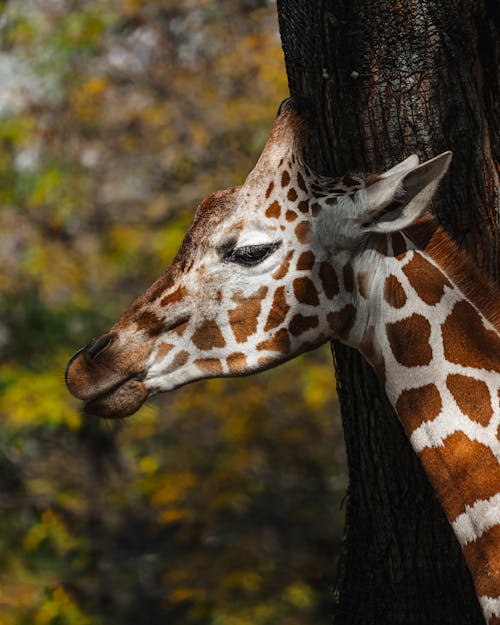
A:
[359,151,452,233]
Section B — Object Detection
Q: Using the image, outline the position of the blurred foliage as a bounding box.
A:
[0,1,346,624]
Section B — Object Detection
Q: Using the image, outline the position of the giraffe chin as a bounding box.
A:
[83,378,148,420]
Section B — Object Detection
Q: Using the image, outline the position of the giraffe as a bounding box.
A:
[65,97,500,624]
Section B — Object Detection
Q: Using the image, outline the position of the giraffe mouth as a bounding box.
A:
[82,374,149,420]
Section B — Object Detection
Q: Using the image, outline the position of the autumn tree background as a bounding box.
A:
[0,2,347,624]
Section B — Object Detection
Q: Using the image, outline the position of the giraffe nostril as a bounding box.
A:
[86,333,115,360]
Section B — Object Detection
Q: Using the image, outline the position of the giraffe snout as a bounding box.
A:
[65,331,145,402]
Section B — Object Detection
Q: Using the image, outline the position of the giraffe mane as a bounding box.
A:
[406,215,500,333]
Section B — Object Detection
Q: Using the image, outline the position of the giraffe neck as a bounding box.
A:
[350,219,500,623]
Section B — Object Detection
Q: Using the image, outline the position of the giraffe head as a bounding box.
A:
[65,98,451,418]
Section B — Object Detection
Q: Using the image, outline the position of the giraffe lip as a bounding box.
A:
[83,375,149,419]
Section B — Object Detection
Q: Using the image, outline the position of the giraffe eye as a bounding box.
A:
[225,242,281,267]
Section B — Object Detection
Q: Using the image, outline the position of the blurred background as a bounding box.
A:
[0,1,347,624]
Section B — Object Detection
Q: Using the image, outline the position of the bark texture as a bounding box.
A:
[277,2,499,624]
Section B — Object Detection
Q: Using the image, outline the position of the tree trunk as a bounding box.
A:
[277,2,499,624]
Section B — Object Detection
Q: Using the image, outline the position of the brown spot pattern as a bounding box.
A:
[296,251,315,270]
[285,210,297,221]
[258,356,274,368]
[325,197,337,206]
[391,232,407,258]
[265,200,281,219]
[264,286,290,331]
[162,350,189,375]
[395,384,442,434]
[265,181,274,198]
[343,263,354,292]
[371,233,388,256]
[297,172,307,192]
[257,328,291,353]
[384,275,407,308]
[287,188,298,201]
[459,522,500,599]
[386,314,433,367]
[298,200,309,213]
[419,431,500,521]
[311,203,321,216]
[228,286,268,344]
[135,310,164,337]
[293,277,319,306]
[227,352,247,373]
[281,170,290,187]
[442,300,500,373]
[160,285,187,307]
[154,342,174,363]
[446,374,493,426]
[289,314,319,337]
[272,250,294,280]
[295,221,311,243]
[403,253,451,306]
[191,319,226,350]
[194,358,223,375]
[173,319,190,336]
[319,262,339,299]
[327,305,356,339]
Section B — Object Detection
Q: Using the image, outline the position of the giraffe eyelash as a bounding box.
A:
[223,241,281,267]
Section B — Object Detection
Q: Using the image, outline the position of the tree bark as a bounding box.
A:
[277,2,499,624]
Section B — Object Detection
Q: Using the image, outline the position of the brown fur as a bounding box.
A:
[191,319,226,350]
[281,170,290,187]
[228,286,268,343]
[442,301,500,373]
[289,314,319,337]
[446,374,493,426]
[319,262,339,299]
[294,220,311,243]
[402,252,452,306]
[386,314,433,366]
[226,352,247,373]
[293,277,319,306]
[272,250,294,280]
[194,358,223,375]
[264,286,290,331]
[419,431,500,522]
[296,251,315,270]
[406,217,500,332]
[327,305,356,339]
[384,275,407,308]
[257,328,290,353]
[265,200,281,219]
[396,384,442,434]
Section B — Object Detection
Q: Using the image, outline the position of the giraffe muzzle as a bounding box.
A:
[65,333,150,418]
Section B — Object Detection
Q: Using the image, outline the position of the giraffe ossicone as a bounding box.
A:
[66,97,500,623]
